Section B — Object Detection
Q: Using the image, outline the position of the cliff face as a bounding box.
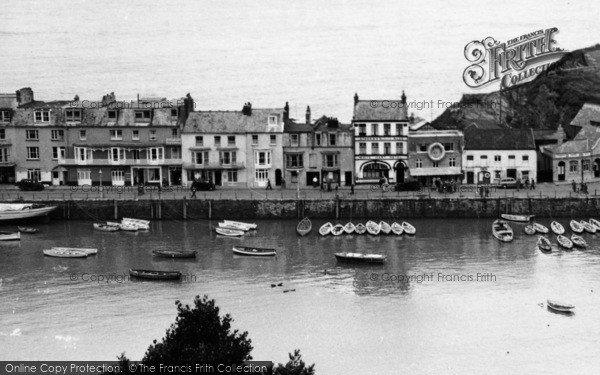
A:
[432,44,600,132]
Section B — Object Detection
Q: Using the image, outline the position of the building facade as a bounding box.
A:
[462,127,537,184]
[0,92,19,183]
[407,129,463,185]
[182,103,285,188]
[7,89,190,186]
[283,106,354,188]
[541,103,600,183]
[352,92,409,184]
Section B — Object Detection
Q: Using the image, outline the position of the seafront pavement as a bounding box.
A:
[1,182,599,201]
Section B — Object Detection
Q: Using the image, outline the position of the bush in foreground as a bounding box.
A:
[109,295,314,374]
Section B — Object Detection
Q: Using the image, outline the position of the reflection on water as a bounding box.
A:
[1,218,600,374]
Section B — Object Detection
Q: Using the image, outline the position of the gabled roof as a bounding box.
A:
[464,128,535,150]
[284,120,313,133]
[353,100,408,121]
[570,103,600,127]
[183,108,285,133]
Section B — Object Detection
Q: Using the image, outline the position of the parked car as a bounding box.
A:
[192,180,215,191]
[497,178,518,189]
[16,179,45,191]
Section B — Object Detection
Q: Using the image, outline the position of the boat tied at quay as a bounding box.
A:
[0,203,57,221]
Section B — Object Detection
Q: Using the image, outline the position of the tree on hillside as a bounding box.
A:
[107,295,315,374]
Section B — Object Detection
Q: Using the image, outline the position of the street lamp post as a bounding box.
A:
[99,170,103,198]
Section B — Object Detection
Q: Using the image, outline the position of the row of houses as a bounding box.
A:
[0,87,563,188]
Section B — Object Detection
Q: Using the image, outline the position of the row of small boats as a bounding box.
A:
[214,220,258,236]
[93,218,150,232]
[493,218,600,243]
[318,220,416,236]
[0,226,39,241]
[536,233,587,251]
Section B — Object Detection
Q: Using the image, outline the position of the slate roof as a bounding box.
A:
[353,100,408,121]
[284,121,313,133]
[544,139,590,154]
[183,108,285,133]
[464,128,536,150]
[570,103,600,127]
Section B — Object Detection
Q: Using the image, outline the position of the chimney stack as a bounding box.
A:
[401,90,407,104]
[101,92,116,107]
[15,87,34,106]
[305,105,311,125]
[354,92,359,105]
[284,102,289,122]
[242,102,252,116]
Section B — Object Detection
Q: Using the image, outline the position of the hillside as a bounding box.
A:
[432,44,600,133]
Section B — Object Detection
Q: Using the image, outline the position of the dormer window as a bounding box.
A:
[0,110,10,122]
[65,109,82,122]
[171,108,178,118]
[108,110,117,120]
[34,110,50,123]
[268,115,278,125]
[135,110,151,122]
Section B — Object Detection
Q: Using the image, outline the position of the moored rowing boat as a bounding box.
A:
[556,234,573,249]
[153,250,197,258]
[334,252,386,263]
[43,249,88,258]
[580,220,596,234]
[296,217,312,236]
[571,234,587,248]
[365,221,380,235]
[129,269,182,280]
[379,221,392,234]
[343,222,355,234]
[569,220,584,234]
[0,231,21,241]
[390,222,403,235]
[551,221,565,235]
[232,246,277,256]
[402,221,416,235]
[533,222,549,234]
[500,214,534,222]
[536,236,552,253]
[354,223,366,235]
[215,227,245,237]
[492,219,513,242]
[547,299,575,312]
[319,222,333,236]
[331,224,345,236]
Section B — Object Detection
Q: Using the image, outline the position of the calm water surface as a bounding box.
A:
[1,218,600,374]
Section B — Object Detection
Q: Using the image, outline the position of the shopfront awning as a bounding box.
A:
[409,167,461,177]
[52,166,68,172]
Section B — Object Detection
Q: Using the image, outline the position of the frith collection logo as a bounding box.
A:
[463,27,567,89]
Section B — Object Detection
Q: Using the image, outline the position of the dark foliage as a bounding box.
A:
[274,350,316,375]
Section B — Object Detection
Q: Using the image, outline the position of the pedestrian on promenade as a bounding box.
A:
[350,181,355,195]
[313,177,318,188]
[531,179,536,190]
[516,178,521,191]
[190,179,197,198]
[138,183,145,196]
[525,178,530,189]
[282,178,286,189]
[327,179,332,192]
[572,180,577,192]
[266,179,273,190]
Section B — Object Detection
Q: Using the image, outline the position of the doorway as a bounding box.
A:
[466,171,474,184]
[306,171,320,187]
[507,169,517,179]
[275,169,282,186]
[557,161,565,181]
[345,171,353,186]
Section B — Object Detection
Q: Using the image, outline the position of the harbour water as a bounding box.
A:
[1,218,600,374]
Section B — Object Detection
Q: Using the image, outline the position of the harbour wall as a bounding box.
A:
[29,197,600,221]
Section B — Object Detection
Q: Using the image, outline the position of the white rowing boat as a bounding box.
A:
[319,222,333,236]
[343,222,355,234]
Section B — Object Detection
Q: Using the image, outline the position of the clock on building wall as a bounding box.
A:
[427,143,445,162]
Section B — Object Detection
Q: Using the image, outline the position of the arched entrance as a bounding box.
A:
[362,161,390,180]
[594,158,600,178]
[393,160,407,183]
[557,161,565,181]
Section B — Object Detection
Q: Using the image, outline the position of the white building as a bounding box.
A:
[462,127,537,184]
[352,92,409,184]
[182,103,285,187]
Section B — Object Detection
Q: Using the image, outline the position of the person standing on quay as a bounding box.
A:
[190,179,197,198]
[572,179,577,192]
[266,179,273,190]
